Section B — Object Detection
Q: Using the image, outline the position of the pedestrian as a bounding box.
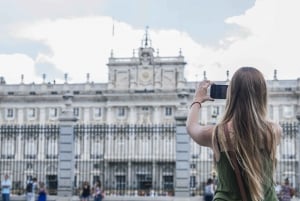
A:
[26,177,37,201]
[1,174,11,201]
[275,181,282,201]
[93,180,103,201]
[81,181,91,201]
[186,67,282,201]
[204,178,214,201]
[280,178,294,201]
[37,182,47,201]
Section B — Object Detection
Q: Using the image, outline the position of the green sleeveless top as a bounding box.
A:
[214,151,277,201]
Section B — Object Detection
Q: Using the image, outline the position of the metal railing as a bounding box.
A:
[0,122,298,197]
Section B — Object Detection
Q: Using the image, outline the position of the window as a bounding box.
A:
[90,140,103,159]
[190,163,196,169]
[117,107,125,117]
[24,139,37,159]
[46,140,58,159]
[283,105,293,118]
[73,108,80,117]
[74,138,81,159]
[212,106,219,118]
[116,175,126,189]
[28,108,36,119]
[93,163,101,169]
[142,106,149,111]
[165,107,172,116]
[1,139,15,159]
[190,176,196,188]
[6,108,14,119]
[163,176,173,190]
[94,108,102,118]
[49,108,58,118]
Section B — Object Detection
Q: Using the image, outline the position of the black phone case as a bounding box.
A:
[210,84,228,99]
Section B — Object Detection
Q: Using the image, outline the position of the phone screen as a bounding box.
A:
[210,84,228,99]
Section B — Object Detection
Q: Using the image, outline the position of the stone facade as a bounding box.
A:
[0,34,299,195]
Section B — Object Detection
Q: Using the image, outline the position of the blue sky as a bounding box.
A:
[0,0,299,84]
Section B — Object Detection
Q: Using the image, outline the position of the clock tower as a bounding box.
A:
[137,27,155,90]
[107,27,186,91]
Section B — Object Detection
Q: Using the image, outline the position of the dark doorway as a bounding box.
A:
[46,175,57,195]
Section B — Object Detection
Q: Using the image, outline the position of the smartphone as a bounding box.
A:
[210,84,228,99]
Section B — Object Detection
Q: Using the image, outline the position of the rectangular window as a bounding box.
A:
[163,175,173,190]
[74,139,81,159]
[142,106,149,111]
[73,108,80,117]
[283,105,293,118]
[49,108,58,118]
[24,140,37,159]
[212,106,219,117]
[118,107,125,117]
[190,176,196,188]
[46,140,58,159]
[90,140,103,159]
[1,139,15,159]
[94,108,102,118]
[116,175,126,189]
[165,107,172,116]
[6,108,14,119]
[28,108,36,118]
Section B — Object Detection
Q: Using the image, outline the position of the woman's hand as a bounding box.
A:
[193,80,214,103]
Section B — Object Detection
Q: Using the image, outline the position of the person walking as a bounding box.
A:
[37,182,47,201]
[280,178,294,201]
[93,180,103,201]
[26,177,37,201]
[204,178,214,201]
[1,174,11,201]
[186,67,282,201]
[275,181,282,201]
[81,181,91,201]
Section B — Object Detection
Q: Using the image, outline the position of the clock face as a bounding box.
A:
[139,69,153,85]
[142,71,150,80]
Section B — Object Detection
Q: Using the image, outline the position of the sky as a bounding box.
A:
[0,0,299,84]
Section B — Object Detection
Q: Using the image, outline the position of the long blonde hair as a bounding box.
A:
[213,67,277,201]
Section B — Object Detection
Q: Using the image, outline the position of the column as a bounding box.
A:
[154,66,162,90]
[106,107,113,124]
[83,107,90,124]
[128,106,137,124]
[57,92,78,198]
[174,91,190,197]
[39,107,46,124]
[153,106,161,124]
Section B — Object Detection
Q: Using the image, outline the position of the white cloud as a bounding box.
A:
[220,0,300,80]
[0,54,40,84]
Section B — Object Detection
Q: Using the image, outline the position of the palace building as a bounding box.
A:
[0,31,299,195]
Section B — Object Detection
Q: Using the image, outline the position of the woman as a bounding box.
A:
[37,182,47,201]
[81,181,91,201]
[93,180,103,201]
[186,67,282,201]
